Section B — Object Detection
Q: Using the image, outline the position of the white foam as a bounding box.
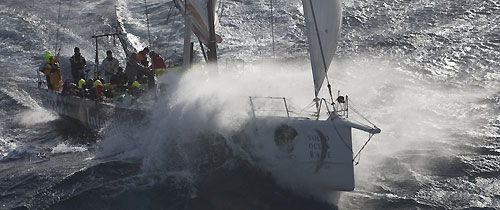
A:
[17,109,57,126]
[0,137,22,160]
[51,143,88,154]
[0,87,42,110]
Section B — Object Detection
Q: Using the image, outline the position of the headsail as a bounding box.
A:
[174,0,222,45]
[302,0,342,97]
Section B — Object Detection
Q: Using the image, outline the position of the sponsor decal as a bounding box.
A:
[86,108,106,130]
[274,124,298,153]
[313,129,328,174]
[43,91,64,114]
[274,125,331,173]
[306,129,332,173]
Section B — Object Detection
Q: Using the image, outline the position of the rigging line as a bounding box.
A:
[54,0,62,54]
[144,0,152,49]
[292,101,316,116]
[348,100,377,127]
[327,106,354,154]
[58,0,73,55]
[349,106,376,127]
[308,0,335,104]
[346,118,372,129]
[164,2,175,55]
[270,0,275,57]
[352,133,374,166]
[199,38,208,62]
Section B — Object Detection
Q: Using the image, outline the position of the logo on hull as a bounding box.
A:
[274,124,330,174]
[274,124,298,153]
[314,129,328,174]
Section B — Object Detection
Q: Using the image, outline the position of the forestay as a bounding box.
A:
[174,0,222,45]
[302,0,342,97]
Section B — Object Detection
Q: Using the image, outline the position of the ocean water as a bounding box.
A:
[0,0,499,209]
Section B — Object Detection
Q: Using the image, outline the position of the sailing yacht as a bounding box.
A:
[176,0,381,191]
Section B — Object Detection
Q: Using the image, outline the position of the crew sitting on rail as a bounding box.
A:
[108,67,127,92]
[110,67,127,85]
[61,82,78,96]
[128,80,143,97]
[78,78,86,89]
[101,50,120,83]
[41,51,63,91]
[85,78,94,90]
[74,78,85,98]
[89,79,105,101]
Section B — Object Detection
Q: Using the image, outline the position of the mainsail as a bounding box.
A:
[302,0,342,97]
[174,0,222,45]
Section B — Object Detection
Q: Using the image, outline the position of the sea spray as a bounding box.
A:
[96,60,353,203]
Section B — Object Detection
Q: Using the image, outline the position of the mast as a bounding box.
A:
[54,0,62,54]
[207,0,217,63]
[270,0,275,57]
[183,0,192,70]
[94,36,99,79]
[144,0,152,49]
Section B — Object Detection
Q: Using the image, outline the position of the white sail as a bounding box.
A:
[302,0,342,97]
[175,0,222,44]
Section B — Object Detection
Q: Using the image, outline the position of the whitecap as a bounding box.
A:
[51,143,88,154]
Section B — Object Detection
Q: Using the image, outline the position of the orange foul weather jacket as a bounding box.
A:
[41,58,63,91]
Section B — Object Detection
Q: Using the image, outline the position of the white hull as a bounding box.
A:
[237,115,363,191]
[38,88,146,130]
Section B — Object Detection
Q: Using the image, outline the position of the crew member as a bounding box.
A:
[110,67,127,85]
[70,47,86,83]
[41,51,63,91]
[136,47,150,82]
[129,80,142,96]
[150,51,167,77]
[76,78,86,97]
[131,81,141,89]
[90,79,104,101]
[125,53,147,86]
[101,50,120,83]
[137,47,150,66]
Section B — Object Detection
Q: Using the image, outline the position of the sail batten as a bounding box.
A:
[302,0,342,97]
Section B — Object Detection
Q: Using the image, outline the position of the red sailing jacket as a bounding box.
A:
[151,54,166,70]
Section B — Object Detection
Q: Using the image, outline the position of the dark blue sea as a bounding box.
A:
[0,0,499,209]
